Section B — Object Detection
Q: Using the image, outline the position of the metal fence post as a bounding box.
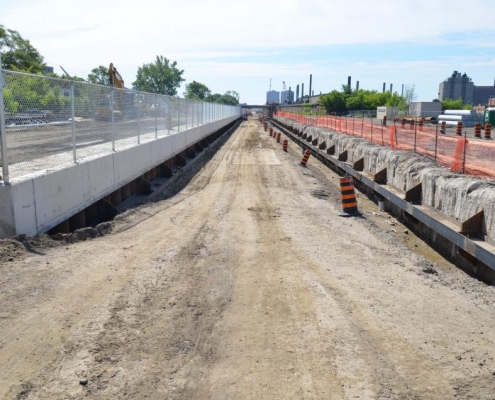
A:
[414,121,417,153]
[177,98,180,132]
[361,111,364,137]
[137,92,141,144]
[70,81,77,162]
[111,86,115,151]
[435,124,438,162]
[0,60,10,183]
[155,93,158,139]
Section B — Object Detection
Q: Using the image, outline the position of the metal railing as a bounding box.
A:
[0,67,241,182]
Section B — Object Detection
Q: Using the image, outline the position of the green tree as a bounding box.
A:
[441,98,471,110]
[319,90,347,113]
[0,24,45,73]
[225,90,240,102]
[87,66,110,85]
[184,81,211,99]
[133,55,184,95]
[206,92,239,105]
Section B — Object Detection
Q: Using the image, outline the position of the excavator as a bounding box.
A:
[96,63,147,120]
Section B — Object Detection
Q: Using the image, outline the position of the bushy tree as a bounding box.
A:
[133,55,184,96]
[0,24,45,73]
[206,91,240,105]
[87,66,110,85]
[184,81,211,100]
[441,98,471,110]
[319,90,347,113]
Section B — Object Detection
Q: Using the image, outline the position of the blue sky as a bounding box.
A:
[3,0,495,104]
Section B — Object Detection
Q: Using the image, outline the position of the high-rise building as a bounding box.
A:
[438,71,474,104]
[280,90,294,104]
[266,90,280,104]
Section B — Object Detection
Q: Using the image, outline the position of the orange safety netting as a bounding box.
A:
[275,112,495,179]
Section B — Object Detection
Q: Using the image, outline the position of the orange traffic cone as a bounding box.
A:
[339,177,359,217]
[300,150,311,166]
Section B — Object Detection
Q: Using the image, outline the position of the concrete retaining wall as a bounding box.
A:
[276,116,495,242]
[0,116,238,238]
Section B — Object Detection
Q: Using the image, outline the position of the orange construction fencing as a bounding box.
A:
[275,111,495,179]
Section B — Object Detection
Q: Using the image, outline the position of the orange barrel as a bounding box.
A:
[382,116,387,126]
[456,121,463,136]
[300,150,311,166]
[283,139,288,152]
[418,119,423,131]
[339,177,359,216]
[276,132,281,143]
[401,118,405,129]
[485,123,492,139]
[409,120,414,130]
[440,121,446,134]
[474,122,481,138]
[269,127,273,137]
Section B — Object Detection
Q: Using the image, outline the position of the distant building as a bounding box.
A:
[266,90,280,104]
[280,90,294,104]
[438,71,474,104]
[473,85,495,106]
[43,66,54,74]
[409,101,442,118]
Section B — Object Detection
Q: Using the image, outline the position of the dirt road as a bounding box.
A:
[1,118,495,399]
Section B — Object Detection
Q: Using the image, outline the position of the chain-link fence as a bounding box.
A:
[276,111,495,179]
[0,70,240,182]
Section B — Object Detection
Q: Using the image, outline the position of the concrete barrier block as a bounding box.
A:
[81,154,116,201]
[33,165,86,232]
[0,184,16,237]
[11,181,37,235]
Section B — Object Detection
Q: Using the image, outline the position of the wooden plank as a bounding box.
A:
[353,157,364,172]
[460,210,484,235]
[405,183,422,204]
[373,168,387,184]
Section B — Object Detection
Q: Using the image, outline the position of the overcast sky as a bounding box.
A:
[3,0,495,104]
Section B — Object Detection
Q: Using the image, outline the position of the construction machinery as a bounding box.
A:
[96,63,149,120]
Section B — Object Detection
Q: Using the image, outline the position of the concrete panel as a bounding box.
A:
[33,165,86,232]
[82,155,116,201]
[0,184,15,237]
[11,180,37,235]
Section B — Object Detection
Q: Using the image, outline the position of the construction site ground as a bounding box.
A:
[1,117,495,399]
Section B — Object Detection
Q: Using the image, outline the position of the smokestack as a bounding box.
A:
[309,74,312,100]
[383,82,386,93]
[289,86,291,104]
[302,83,305,99]
[356,81,359,91]
[296,84,299,101]
[401,84,404,97]
[390,84,393,93]
[348,76,351,89]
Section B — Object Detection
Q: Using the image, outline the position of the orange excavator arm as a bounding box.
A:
[108,63,124,88]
